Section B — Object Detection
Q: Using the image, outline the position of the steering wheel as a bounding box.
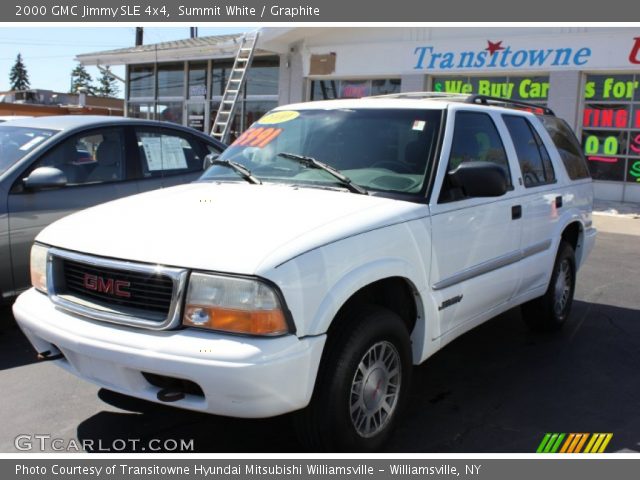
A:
[370,161,414,174]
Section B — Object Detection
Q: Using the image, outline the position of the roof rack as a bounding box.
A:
[369,92,470,100]
[465,95,555,116]
[368,91,555,116]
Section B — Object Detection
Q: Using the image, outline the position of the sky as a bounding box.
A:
[0,27,248,96]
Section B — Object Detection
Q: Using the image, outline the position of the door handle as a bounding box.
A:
[512,205,522,220]
[555,196,563,208]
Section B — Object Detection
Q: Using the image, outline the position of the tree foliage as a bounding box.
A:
[95,66,120,98]
[9,54,30,91]
[70,64,94,95]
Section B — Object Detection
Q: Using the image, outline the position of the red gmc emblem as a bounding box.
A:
[83,273,131,298]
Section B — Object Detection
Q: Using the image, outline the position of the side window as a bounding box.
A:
[440,112,511,203]
[135,129,205,177]
[540,116,591,180]
[503,115,556,187]
[33,128,126,185]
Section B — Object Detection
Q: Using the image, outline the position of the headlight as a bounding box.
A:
[30,244,49,293]
[182,273,289,336]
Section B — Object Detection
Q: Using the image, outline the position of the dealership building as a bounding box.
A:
[77,27,640,203]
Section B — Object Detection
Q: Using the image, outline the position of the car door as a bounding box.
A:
[0,184,11,302]
[133,126,218,192]
[7,126,139,294]
[429,109,523,338]
[501,114,562,297]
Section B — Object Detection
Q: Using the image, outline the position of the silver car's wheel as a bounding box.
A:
[350,341,401,438]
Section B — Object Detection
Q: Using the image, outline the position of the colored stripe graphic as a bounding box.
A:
[537,433,613,453]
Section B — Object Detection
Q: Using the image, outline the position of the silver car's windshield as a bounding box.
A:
[200,108,443,195]
[0,126,57,175]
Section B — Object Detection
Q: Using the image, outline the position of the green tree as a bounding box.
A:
[9,53,30,91]
[95,66,120,98]
[70,64,94,95]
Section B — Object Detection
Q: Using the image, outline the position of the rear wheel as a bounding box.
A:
[295,305,412,451]
[522,240,576,331]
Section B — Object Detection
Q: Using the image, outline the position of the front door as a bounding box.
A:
[7,126,138,293]
[429,110,523,338]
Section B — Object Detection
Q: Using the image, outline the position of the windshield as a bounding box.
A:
[200,108,443,194]
[0,126,56,175]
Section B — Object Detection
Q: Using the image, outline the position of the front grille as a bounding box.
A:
[48,248,188,330]
[61,259,174,315]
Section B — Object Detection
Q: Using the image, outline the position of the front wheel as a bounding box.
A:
[295,305,412,451]
[522,240,576,331]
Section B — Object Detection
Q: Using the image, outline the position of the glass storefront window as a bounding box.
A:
[186,103,207,131]
[188,62,207,99]
[340,80,370,98]
[127,102,154,119]
[581,74,640,183]
[431,75,549,103]
[371,79,401,96]
[310,79,400,101]
[310,80,339,100]
[245,100,278,127]
[245,57,279,95]
[157,101,183,125]
[128,65,154,98]
[157,63,184,98]
[211,60,233,97]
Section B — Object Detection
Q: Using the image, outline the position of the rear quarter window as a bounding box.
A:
[539,116,591,180]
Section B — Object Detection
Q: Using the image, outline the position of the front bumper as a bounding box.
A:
[13,288,325,418]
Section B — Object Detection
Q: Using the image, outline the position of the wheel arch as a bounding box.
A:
[306,259,429,364]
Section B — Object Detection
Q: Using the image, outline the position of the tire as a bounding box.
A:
[522,240,576,331]
[294,305,412,452]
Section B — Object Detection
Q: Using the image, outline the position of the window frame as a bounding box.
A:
[438,110,513,203]
[132,126,210,179]
[502,114,558,189]
[12,126,133,193]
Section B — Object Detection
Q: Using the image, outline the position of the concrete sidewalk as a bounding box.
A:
[593,199,640,218]
[592,200,640,235]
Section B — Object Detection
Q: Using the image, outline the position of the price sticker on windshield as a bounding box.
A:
[232,127,283,148]
[257,110,300,125]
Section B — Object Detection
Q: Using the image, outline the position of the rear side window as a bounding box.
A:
[135,129,205,177]
[503,115,556,187]
[540,116,591,180]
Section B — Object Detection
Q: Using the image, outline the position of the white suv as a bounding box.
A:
[14,93,596,451]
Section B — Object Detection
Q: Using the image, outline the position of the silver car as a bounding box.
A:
[0,116,225,303]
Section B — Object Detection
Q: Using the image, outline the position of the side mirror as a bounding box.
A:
[447,161,508,198]
[23,167,68,191]
[203,153,220,170]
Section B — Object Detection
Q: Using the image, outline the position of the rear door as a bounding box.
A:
[7,126,139,293]
[500,114,562,297]
[132,126,218,191]
[429,109,523,337]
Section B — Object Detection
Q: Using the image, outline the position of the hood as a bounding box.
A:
[37,182,429,275]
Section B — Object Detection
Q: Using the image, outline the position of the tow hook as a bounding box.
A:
[157,389,186,402]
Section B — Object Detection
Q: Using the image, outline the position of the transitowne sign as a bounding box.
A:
[305,32,640,77]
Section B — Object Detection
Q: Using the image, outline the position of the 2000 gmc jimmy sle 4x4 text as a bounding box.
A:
[14,93,596,451]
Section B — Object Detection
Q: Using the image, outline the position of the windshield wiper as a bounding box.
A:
[210,159,261,185]
[277,152,368,195]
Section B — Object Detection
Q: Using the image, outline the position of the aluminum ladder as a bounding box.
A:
[210,31,259,143]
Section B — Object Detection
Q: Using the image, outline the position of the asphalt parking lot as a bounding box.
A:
[1,215,639,453]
